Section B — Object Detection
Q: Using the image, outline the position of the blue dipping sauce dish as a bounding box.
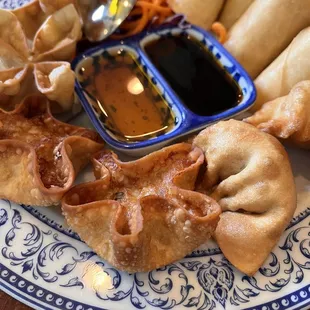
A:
[72,24,256,156]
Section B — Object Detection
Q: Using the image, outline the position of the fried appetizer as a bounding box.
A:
[0,2,81,111]
[62,144,221,273]
[0,95,103,206]
[224,0,310,79]
[254,27,310,111]
[246,81,310,148]
[167,0,224,30]
[219,0,254,29]
[9,1,81,62]
[0,62,75,112]
[194,120,296,276]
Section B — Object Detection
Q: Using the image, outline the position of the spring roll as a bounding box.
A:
[167,0,224,30]
[219,0,254,29]
[254,27,310,111]
[224,0,310,79]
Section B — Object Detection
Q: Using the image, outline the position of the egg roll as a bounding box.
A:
[219,0,254,29]
[167,0,224,30]
[224,0,310,79]
[254,27,310,111]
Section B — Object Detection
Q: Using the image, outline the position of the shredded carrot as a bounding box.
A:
[211,22,227,44]
[111,0,173,39]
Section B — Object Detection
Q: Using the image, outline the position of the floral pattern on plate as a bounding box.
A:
[0,0,30,9]
[0,195,309,310]
[0,1,309,310]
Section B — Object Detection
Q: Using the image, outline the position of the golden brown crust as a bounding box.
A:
[31,4,81,62]
[62,144,221,273]
[219,0,254,29]
[1,2,81,62]
[224,1,310,79]
[0,95,103,206]
[245,80,310,148]
[167,0,224,29]
[0,63,75,112]
[0,2,81,111]
[253,27,310,111]
[193,120,296,275]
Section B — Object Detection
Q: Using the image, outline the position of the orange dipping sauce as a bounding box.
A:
[77,50,175,142]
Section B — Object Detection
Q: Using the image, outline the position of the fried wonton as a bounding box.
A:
[9,1,81,61]
[62,144,221,272]
[245,81,310,148]
[193,120,296,276]
[0,2,82,111]
[0,95,103,206]
[0,62,75,112]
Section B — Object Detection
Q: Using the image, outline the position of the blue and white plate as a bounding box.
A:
[0,1,310,310]
[0,113,309,310]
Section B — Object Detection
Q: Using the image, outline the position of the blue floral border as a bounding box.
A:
[0,263,107,310]
[1,262,309,310]
[243,285,310,310]
[0,0,31,9]
[0,200,308,310]
[21,205,310,259]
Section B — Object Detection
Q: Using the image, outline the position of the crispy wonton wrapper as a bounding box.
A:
[8,1,81,62]
[62,144,221,272]
[0,2,82,111]
[245,80,310,148]
[0,62,75,112]
[0,95,103,206]
[194,120,296,276]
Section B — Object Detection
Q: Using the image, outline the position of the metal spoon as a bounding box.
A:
[78,0,137,42]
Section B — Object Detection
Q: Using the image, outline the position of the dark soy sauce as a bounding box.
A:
[145,35,243,116]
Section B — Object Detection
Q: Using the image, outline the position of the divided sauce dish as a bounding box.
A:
[72,25,256,155]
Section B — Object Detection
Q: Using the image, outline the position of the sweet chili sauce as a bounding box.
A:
[77,50,175,142]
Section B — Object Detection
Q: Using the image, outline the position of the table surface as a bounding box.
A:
[0,290,31,310]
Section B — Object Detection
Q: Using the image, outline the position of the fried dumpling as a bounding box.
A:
[0,67,29,98]
[245,81,310,148]
[0,63,75,112]
[193,120,296,276]
[32,4,81,61]
[0,95,103,206]
[39,0,78,15]
[0,3,82,111]
[0,11,28,62]
[34,62,75,111]
[3,2,81,62]
[62,144,221,272]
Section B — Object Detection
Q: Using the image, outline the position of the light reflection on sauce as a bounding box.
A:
[77,50,175,142]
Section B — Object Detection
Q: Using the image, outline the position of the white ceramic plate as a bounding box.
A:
[0,1,310,310]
